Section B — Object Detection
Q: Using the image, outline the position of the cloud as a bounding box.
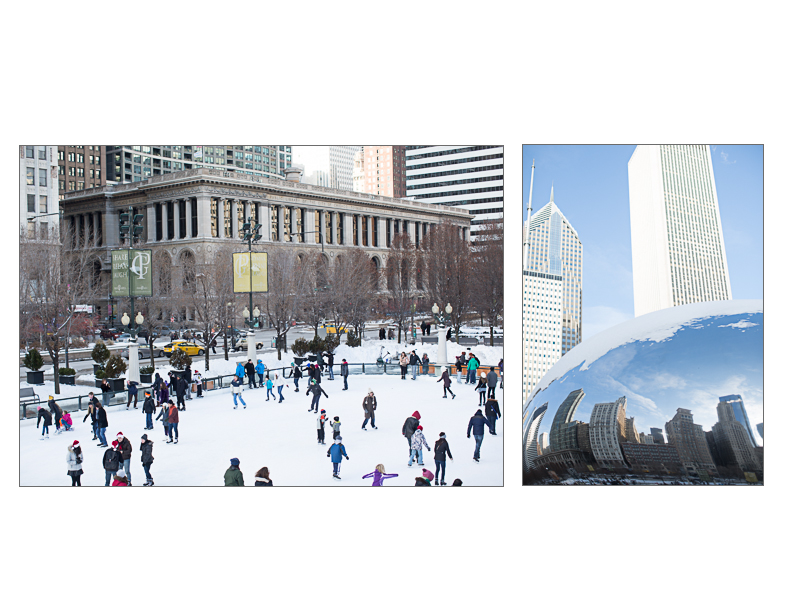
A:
[720,150,736,164]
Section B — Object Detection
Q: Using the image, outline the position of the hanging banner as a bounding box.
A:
[233,252,268,293]
[111,249,153,297]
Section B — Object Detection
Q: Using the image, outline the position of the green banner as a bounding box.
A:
[111,249,153,297]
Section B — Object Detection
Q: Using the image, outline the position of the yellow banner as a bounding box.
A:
[233,252,268,293]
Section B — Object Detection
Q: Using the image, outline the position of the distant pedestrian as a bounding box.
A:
[379,327,386,340]
[265,375,276,401]
[402,411,421,456]
[446,327,452,341]
[467,408,489,462]
[224,458,244,486]
[330,416,342,440]
[409,351,419,380]
[434,432,453,486]
[256,359,266,387]
[475,374,487,406]
[415,468,433,486]
[167,401,179,444]
[486,366,498,399]
[194,370,203,398]
[117,432,134,484]
[231,375,247,409]
[96,402,109,447]
[498,358,504,389]
[362,464,398,486]
[66,440,84,486]
[142,391,156,430]
[408,425,430,467]
[306,379,328,413]
[37,405,52,439]
[316,409,328,445]
[254,467,273,486]
[437,369,456,399]
[210,337,217,354]
[102,440,121,486]
[399,352,409,380]
[485,398,501,435]
[340,359,349,390]
[326,436,349,480]
[155,402,170,439]
[422,353,429,375]
[361,389,377,430]
[140,434,155,486]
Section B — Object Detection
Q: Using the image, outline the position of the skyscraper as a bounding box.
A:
[628,145,732,317]
[712,401,760,472]
[718,394,757,447]
[522,187,583,401]
[548,389,585,452]
[405,146,503,240]
[523,402,549,473]
[20,146,59,238]
[292,146,358,191]
[665,408,716,477]
[589,397,628,468]
[362,146,406,198]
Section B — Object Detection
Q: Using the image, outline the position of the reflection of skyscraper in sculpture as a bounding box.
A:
[718,394,757,447]
[665,408,716,476]
[538,433,550,455]
[628,145,732,317]
[757,423,763,440]
[624,417,640,443]
[549,389,585,452]
[589,397,628,468]
[712,401,761,472]
[523,402,549,472]
[522,187,583,401]
[650,427,665,445]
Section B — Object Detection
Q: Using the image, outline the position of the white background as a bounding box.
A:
[4,2,785,610]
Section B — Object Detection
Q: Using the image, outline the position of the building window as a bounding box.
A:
[27,167,35,185]
[39,195,47,213]
[27,194,35,213]
[39,168,47,187]
[26,146,35,158]
[68,152,75,162]
[39,147,47,160]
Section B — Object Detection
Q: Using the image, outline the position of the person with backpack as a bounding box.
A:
[475,374,488,406]
[485,398,501,435]
[255,360,266,388]
[466,408,489,463]
[66,440,84,486]
[117,432,134,484]
[140,434,155,486]
[402,411,421,456]
[37,405,52,440]
[224,458,244,486]
[437,369,456,399]
[326,436,349,480]
[142,390,156,430]
[340,359,349,391]
[362,464,398,486]
[230,375,247,409]
[102,440,121,486]
[167,401,179,444]
[433,432,453,486]
[409,425,431,467]
[306,378,328,413]
[361,389,377,430]
[316,409,328,445]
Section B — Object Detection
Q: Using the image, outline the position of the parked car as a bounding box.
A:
[233,336,264,352]
[121,346,156,359]
[163,340,205,357]
[99,328,121,340]
[320,322,348,335]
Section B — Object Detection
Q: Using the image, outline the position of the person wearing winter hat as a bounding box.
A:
[340,358,349,390]
[37,405,52,439]
[362,464,398,486]
[306,378,328,413]
[254,466,273,486]
[402,411,421,456]
[194,370,203,398]
[433,432,454,485]
[265,374,276,401]
[140,434,155,486]
[329,416,342,440]
[167,400,179,444]
[102,440,121,486]
[111,473,129,486]
[466,408,489,463]
[361,389,377,430]
[451,478,463,486]
[290,361,303,392]
[316,409,329,445]
[117,432,134,485]
[415,468,433,486]
[66,440,83,486]
[142,390,156,430]
[255,359,266,388]
[155,401,170,439]
[326,436,349,480]
[409,425,431,467]
[224,458,244,486]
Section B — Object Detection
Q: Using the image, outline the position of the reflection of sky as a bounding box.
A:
[528,312,763,442]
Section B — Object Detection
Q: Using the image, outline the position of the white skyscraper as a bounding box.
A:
[20,145,59,238]
[522,187,583,402]
[292,146,359,192]
[628,145,732,317]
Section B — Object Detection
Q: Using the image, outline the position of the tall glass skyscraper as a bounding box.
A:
[628,145,732,317]
[719,394,757,447]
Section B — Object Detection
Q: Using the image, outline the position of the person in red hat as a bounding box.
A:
[408,425,431,467]
[415,468,433,486]
[116,432,133,485]
[67,440,84,486]
[102,440,121,486]
[194,370,203,398]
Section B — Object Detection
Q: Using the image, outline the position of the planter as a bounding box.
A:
[59,375,76,386]
[140,373,153,384]
[108,378,126,392]
[26,370,44,385]
[93,363,103,375]
[293,357,307,365]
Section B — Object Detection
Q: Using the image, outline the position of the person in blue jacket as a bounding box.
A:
[235,362,245,380]
[466,408,490,463]
[255,360,266,387]
[326,436,349,479]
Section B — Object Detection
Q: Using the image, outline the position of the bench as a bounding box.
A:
[20,387,40,404]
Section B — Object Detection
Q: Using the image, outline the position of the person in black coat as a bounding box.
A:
[142,391,156,430]
[306,379,328,413]
[292,362,303,392]
[401,411,421,456]
[183,366,193,401]
[48,396,63,434]
[484,398,501,435]
[446,327,452,341]
[96,403,109,447]
[254,466,273,486]
[102,440,121,486]
[83,398,98,440]
[433,433,453,486]
[340,359,349,390]
[326,352,335,380]
[466,409,489,462]
[244,360,257,389]
[175,375,188,410]
[37,406,53,439]
[140,434,155,486]
[153,373,163,400]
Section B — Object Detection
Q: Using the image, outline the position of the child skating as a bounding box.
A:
[306,378,328,413]
[362,464,398,486]
[316,409,328,445]
[408,425,431,467]
[265,375,276,401]
[330,416,342,440]
[326,436,349,480]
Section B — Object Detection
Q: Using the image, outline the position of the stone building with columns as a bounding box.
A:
[60,166,472,323]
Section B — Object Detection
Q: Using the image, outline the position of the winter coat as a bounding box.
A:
[362,471,398,486]
[455,357,463,373]
[224,466,244,486]
[183,368,192,383]
[61,412,73,427]
[176,377,187,396]
[142,396,156,414]
[362,395,377,415]
[411,429,431,451]
[307,383,328,399]
[158,384,169,404]
[140,440,154,465]
[340,362,349,377]
[498,360,504,375]
[67,446,83,473]
[317,413,328,429]
[153,374,163,390]
[111,475,128,486]
[254,477,273,486]
[438,371,452,388]
[118,437,133,460]
[326,353,334,367]
[329,419,342,434]
[96,406,109,429]
[422,356,429,369]
[266,379,273,390]
[434,438,453,461]
[102,447,121,471]
[485,399,501,421]
[244,362,256,377]
[293,367,302,379]
[168,404,179,424]
[475,378,487,392]
[409,353,419,366]
[399,354,409,367]
[49,399,62,422]
[487,371,498,388]
[235,364,245,378]
[37,408,52,427]
[327,442,348,462]
[194,373,202,386]
[100,381,111,393]
[467,410,489,437]
[231,379,244,394]
[155,406,168,423]
[402,414,420,440]
[415,477,431,486]
[255,361,265,375]
[127,381,138,397]
[467,356,480,372]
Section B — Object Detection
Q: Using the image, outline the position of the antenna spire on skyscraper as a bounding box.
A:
[550,183,554,203]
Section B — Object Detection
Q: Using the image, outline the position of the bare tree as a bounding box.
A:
[384,232,417,343]
[471,221,504,346]
[325,248,374,341]
[265,248,309,360]
[300,252,327,338]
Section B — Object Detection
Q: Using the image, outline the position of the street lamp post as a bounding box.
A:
[432,302,453,374]
[122,311,145,383]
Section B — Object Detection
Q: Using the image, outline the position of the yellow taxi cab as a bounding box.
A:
[163,340,205,357]
[320,322,348,334]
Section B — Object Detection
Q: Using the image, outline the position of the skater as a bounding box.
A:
[326,436,349,480]
[326,351,334,380]
[140,434,155,486]
[157,380,169,407]
[153,372,163,399]
[329,416,342,440]
[437,369,456,399]
[415,468,433,486]
[244,359,257,389]
[306,378,328,413]
[183,365,192,401]
[455,355,463,384]
[265,375,275,401]
[175,374,187,411]
[194,370,203,398]
[498,358,504,389]
[48,396,63,434]
[167,401,179,444]
[117,432,133,484]
[409,350,419,379]
[379,327,386,340]
[485,398,501,435]
[402,411,421,456]
[487,366,498,399]
[317,409,328,445]
[224,458,244,486]
[96,401,109,447]
[102,440,121,486]
[83,395,98,439]
[60,411,73,432]
[231,375,247,409]
[275,373,287,403]
[362,464,398,486]
[316,351,326,374]
[466,353,479,384]
[422,353,429,375]
[256,359,266,388]
[111,473,129,486]
[142,390,156,430]
[475,374,487,406]
[434,432,453,485]
[466,408,489,463]
[362,389,377,430]
[126,379,139,409]
[37,405,52,439]
[290,362,302,392]
[67,440,84,486]
[254,467,273,486]
[408,425,431,467]
[399,352,408,379]
[340,359,349,390]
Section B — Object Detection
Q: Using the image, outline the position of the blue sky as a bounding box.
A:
[522,145,764,339]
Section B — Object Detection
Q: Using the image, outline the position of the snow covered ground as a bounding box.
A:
[20,371,504,486]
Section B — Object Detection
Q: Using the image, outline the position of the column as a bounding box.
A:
[377,217,386,247]
[146,203,157,243]
[367,215,373,247]
[231,199,239,239]
[174,200,181,239]
[290,206,298,242]
[276,205,284,242]
[185,198,193,238]
[407,220,416,244]
[331,211,338,245]
[343,213,353,245]
[94,212,101,246]
[104,203,119,247]
[160,202,167,241]
[197,193,211,238]
[354,214,361,246]
[305,209,316,244]
[217,197,226,239]
[243,200,251,224]
[81,215,89,248]
[260,202,271,242]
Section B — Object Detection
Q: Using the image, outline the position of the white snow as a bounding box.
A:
[20,371,503,486]
[718,319,759,330]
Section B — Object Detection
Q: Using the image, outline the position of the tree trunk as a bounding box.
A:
[51,348,61,395]
[224,332,229,361]
[490,325,494,347]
